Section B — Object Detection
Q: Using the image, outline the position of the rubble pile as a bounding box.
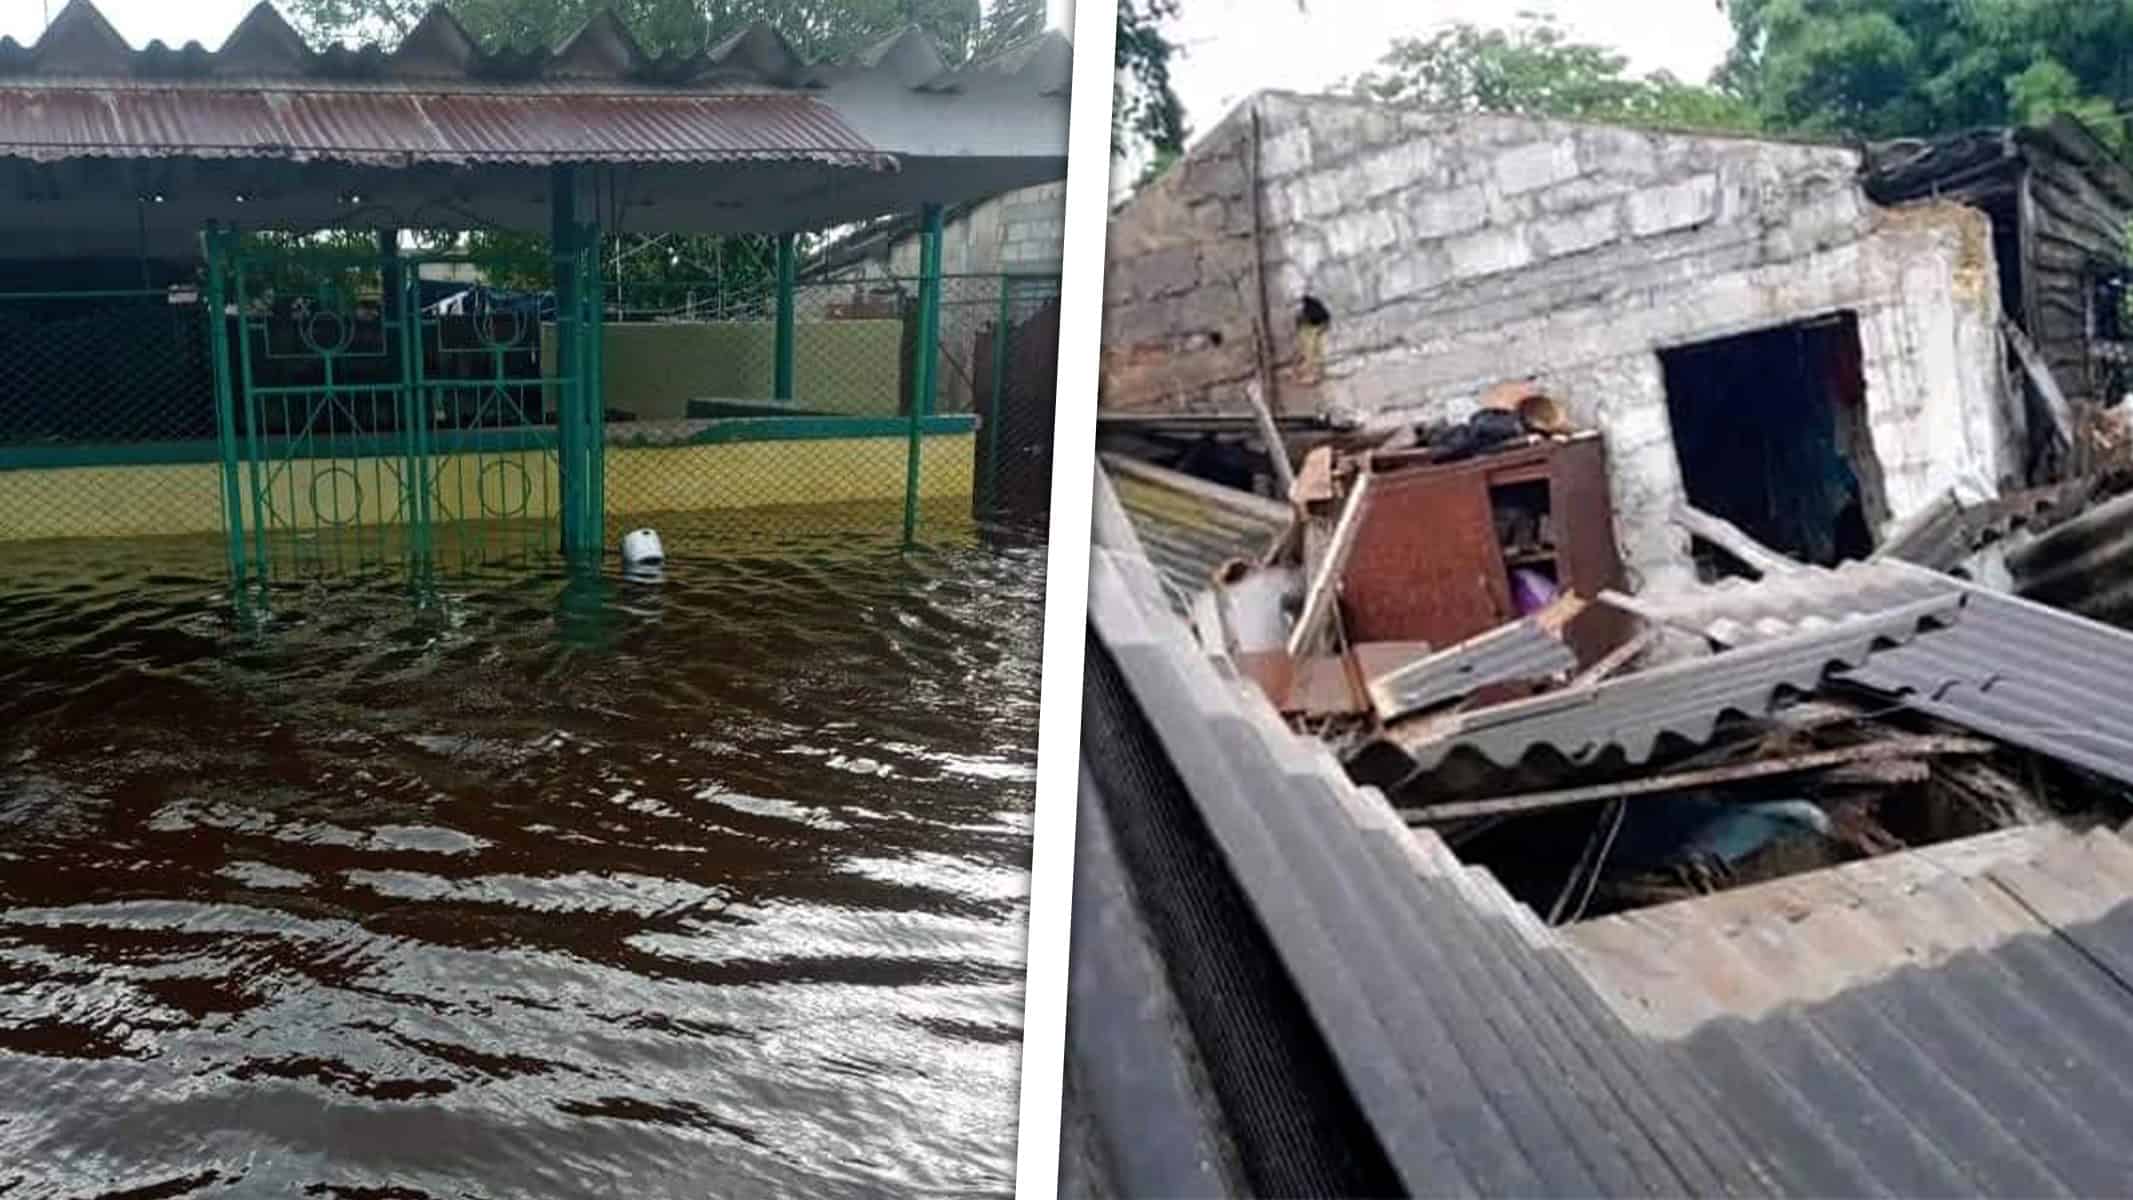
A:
[1139,396,2133,927]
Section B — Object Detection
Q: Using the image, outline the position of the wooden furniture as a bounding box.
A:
[1338,434,1632,668]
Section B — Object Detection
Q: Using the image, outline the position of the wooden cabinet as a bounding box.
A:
[1338,435,1631,667]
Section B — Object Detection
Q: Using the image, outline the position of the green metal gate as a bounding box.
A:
[205,228,605,594]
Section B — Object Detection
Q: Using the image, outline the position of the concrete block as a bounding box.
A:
[1137,245,1201,298]
[1532,205,1623,260]
[1406,183,1490,240]
[1493,138,1582,195]
[1261,126,1315,178]
[1323,206,1404,258]
[1535,174,1637,216]
[1579,126,1660,179]
[1444,225,1534,281]
[1626,173,1721,238]
[1296,172,1350,222]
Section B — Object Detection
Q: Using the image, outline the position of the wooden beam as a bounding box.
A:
[1567,626,1654,689]
[1669,501,1801,577]
[1399,735,1998,824]
[1287,470,1373,657]
[2004,315,2075,450]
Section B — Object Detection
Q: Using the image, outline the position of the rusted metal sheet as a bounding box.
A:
[0,87,886,167]
[1340,462,1510,645]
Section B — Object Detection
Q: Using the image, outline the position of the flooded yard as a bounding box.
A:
[0,511,1045,1197]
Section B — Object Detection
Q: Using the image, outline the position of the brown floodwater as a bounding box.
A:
[0,511,1045,1198]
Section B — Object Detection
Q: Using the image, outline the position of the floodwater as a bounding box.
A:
[0,511,1046,1198]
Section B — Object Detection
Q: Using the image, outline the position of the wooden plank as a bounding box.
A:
[1567,626,1654,688]
[1286,469,1372,657]
[1242,375,1296,498]
[1400,735,1998,824]
[2004,317,2075,449]
[1669,501,1800,577]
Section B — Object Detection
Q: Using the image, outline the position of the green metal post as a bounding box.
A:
[985,274,1012,516]
[904,203,944,546]
[203,224,247,591]
[774,232,797,402]
[551,165,583,559]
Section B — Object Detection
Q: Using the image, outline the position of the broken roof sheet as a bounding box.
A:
[1102,454,1288,610]
[1393,592,1961,775]
[1845,587,2133,789]
[1615,560,1958,646]
[1084,526,2133,1198]
[1369,615,1577,722]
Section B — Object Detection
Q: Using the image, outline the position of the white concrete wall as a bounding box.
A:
[1101,92,2022,587]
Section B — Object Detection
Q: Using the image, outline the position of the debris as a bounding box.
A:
[1366,596,1584,723]
[1399,735,1995,824]
[1286,468,1372,657]
[2004,317,2074,468]
[1668,500,1801,578]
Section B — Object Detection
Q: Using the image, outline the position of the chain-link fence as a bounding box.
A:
[597,272,1061,548]
[0,266,1062,572]
[0,288,225,543]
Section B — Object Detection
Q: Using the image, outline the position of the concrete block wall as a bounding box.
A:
[886,180,1067,277]
[1100,91,2019,586]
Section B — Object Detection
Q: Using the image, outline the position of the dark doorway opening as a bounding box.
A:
[1661,312,1884,575]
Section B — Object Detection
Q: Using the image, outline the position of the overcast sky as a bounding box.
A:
[1162,0,1735,146]
[0,0,1073,46]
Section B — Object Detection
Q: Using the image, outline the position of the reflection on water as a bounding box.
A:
[0,509,1045,1198]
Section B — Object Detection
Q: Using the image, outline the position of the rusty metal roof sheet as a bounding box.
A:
[0,2,1069,168]
[1103,455,1289,610]
[0,86,886,167]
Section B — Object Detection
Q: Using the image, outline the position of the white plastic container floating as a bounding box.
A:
[620,528,665,567]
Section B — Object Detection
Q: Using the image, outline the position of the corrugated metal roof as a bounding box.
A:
[1103,455,1288,610]
[1845,587,2133,788]
[1876,481,2088,574]
[0,87,885,166]
[1081,522,2133,1199]
[0,2,1068,168]
[1623,560,2133,789]
[1618,560,1957,646]
[1370,616,1577,722]
[1393,593,1961,775]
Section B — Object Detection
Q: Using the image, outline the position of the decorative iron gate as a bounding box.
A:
[205,230,604,593]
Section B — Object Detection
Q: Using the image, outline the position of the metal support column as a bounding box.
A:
[985,274,1013,516]
[904,203,944,546]
[774,232,797,402]
[203,223,247,591]
[550,166,587,559]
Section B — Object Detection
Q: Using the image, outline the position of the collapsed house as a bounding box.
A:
[1101,93,2133,587]
[1071,93,2133,1197]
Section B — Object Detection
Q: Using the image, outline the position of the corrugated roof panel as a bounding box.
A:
[1394,593,1961,775]
[1370,617,1577,722]
[0,87,887,166]
[1103,457,1288,610]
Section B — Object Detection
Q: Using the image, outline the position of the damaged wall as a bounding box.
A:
[1102,92,2023,586]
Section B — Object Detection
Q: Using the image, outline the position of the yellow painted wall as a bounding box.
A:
[541,320,905,421]
[0,433,976,543]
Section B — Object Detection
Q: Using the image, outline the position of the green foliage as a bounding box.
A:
[284,0,982,62]
[1115,0,1187,160]
[974,0,1046,60]
[1349,12,1760,133]
[1721,0,2133,147]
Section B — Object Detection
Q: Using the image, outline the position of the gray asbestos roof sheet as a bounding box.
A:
[1102,456,1289,611]
[1371,616,1578,721]
[1396,592,1960,775]
[1083,523,2133,1198]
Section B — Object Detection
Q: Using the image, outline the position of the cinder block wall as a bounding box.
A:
[1101,91,2021,586]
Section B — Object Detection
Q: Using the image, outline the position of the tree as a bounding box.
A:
[1719,0,2133,148]
[286,0,982,63]
[1114,0,1186,161]
[973,0,1044,61]
[1349,12,1759,133]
